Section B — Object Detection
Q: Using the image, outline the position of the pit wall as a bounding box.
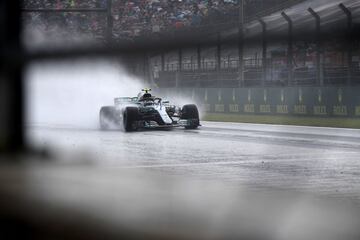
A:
[158,87,360,117]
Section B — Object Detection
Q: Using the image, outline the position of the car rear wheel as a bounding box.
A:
[99,106,116,130]
[123,107,139,132]
[181,104,200,129]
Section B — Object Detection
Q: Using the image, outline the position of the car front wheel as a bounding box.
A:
[123,107,139,132]
[181,104,200,129]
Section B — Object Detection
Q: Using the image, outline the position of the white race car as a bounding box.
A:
[99,89,200,131]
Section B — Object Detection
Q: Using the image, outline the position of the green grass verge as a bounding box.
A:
[203,113,360,129]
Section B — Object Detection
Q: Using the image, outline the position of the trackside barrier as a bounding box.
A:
[159,87,360,117]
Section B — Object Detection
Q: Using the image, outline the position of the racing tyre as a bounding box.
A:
[99,106,116,130]
[181,104,200,129]
[123,107,139,132]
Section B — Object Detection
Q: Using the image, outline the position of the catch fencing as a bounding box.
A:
[160,87,360,117]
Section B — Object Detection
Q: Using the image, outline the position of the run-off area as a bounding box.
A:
[27,121,360,203]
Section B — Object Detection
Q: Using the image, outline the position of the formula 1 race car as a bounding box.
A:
[99,89,200,131]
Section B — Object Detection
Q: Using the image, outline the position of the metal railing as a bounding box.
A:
[155,58,360,88]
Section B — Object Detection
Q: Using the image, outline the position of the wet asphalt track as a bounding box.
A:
[28,121,360,202]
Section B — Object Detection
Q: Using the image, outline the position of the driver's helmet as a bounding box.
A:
[138,88,153,101]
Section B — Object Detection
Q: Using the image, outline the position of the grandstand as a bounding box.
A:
[22,0,360,88]
[149,0,360,88]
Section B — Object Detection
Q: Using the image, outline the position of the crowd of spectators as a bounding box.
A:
[112,0,239,39]
[23,0,107,8]
[23,0,240,41]
[23,1,107,42]
[23,0,288,42]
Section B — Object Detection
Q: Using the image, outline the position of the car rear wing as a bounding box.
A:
[114,97,138,105]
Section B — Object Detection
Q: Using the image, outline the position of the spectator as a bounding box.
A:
[23,0,240,41]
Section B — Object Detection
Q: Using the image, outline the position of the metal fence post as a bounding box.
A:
[281,12,293,86]
[308,8,322,86]
[259,18,267,87]
[217,33,221,71]
[178,48,182,72]
[197,44,201,70]
[238,0,244,88]
[339,3,353,86]
[177,48,182,88]
[217,33,221,87]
